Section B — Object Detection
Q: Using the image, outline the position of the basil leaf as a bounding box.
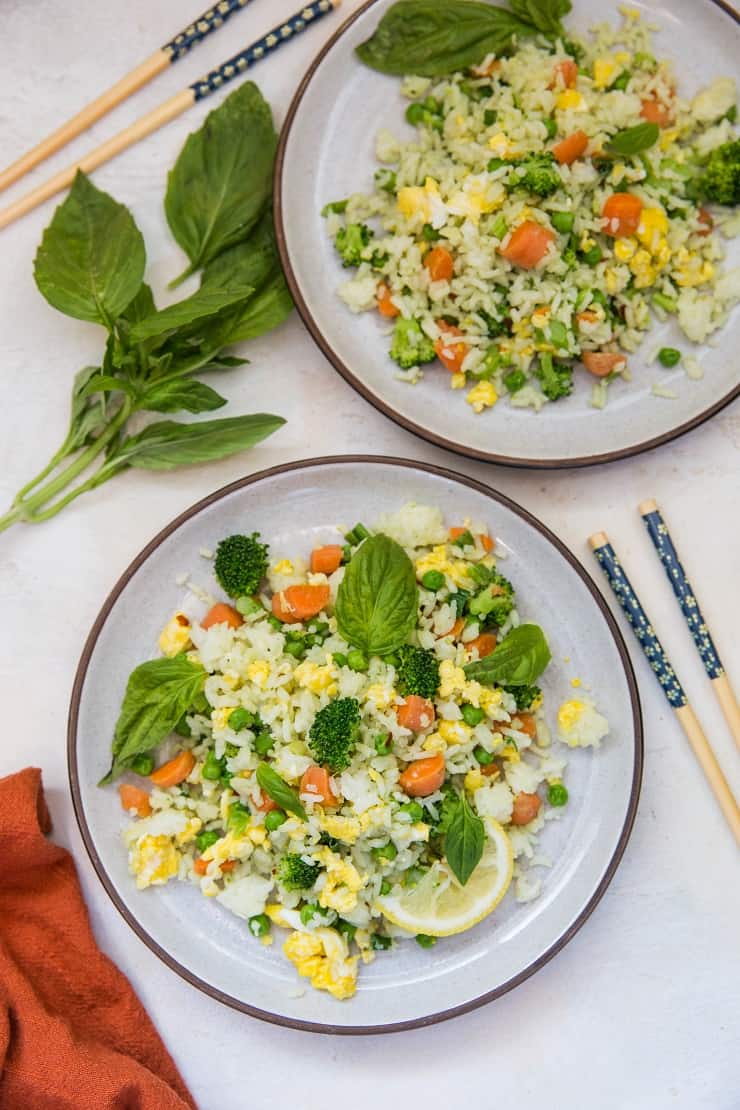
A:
[165,81,277,281]
[121,282,156,324]
[464,623,551,686]
[202,207,280,293]
[67,365,116,450]
[605,122,659,156]
[509,0,571,35]
[336,534,418,655]
[216,270,293,345]
[101,655,206,783]
[34,171,145,327]
[138,379,227,414]
[108,413,285,471]
[129,285,254,344]
[445,793,485,886]
[77,373,136,400]
[256,763,306,820]
[356,0,535,76]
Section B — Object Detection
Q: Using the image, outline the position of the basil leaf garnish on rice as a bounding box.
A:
[605,122,660,156]
[336,534,418,656]
[445,793,485,886]
[464,624,552,686]
[256,764,307,820]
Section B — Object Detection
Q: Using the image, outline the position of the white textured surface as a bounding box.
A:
[0,0,738,1107]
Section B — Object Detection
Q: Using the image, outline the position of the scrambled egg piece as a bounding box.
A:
[660,128,679,151]
[397,177,445,226]
[293,660,338,696]
[592,56,618,89]
[316,848,364,913]
[422,732,447,753]
[673,247,714,287]
[556,90,586,111]
[320,814,361,845]
[488,132,512,157]
[447,176,504,224]
[128,835,179,890]
[450,371,467,389]
[202,830,253,869]
[158,613,192,657]
[364,683,395,710]
[500,742,520,763]
[466,381,498,414]
[284,929,359,1000]
[211,706,234,731]
[246,660,271,688]
[637,207,668,252]
[438,658,486,706]
[415,547,473,589]
[464,768,486,792]
[438,720,472,746]
[272,559,294,576]
[614,237,637,262]
[557,699,610,747]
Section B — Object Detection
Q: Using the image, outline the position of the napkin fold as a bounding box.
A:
[0,767,195,1109]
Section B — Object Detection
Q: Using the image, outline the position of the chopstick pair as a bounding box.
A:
[589,505,740,845]
[0,0,340,232]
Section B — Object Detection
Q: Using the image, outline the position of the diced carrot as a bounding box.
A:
[424,245,455,282]
[449,526,493,552]
[220,860,237,873]
[376,281,400,318]
[437,615,466,640]
[513,712,537,739]
[399,753,446,797]
[602,193,643,237]
[552,129,588,165]
[271,583,330,623]
[467,632,497,659]
[482,761,500,778]
[201,603,243,630]
[434,320,469,374]
[300,765,339,807]
[576,310,599,326]
[697,207,713,236]
[500,221,555,269]
[396,695,436,732]
[471,57,501,77]
[255,790,278,814]
[511,792,542,826]
[150,750,195,788]
[551,59,578,89]
[193,857,209,876]
[310,545,343,575]
[582,351,627,377]
[640,98,673,127]
[119,784,151,818]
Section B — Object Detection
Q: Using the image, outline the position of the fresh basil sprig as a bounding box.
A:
[101,655,206,783]
[444,792,485,886]
[0,82,292,535]
[335,534,419,655]
[256,764,307,821]
[464,623,551,686]
[605,122,660,156]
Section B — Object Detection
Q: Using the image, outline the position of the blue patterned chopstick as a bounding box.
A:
[163,1,256,63]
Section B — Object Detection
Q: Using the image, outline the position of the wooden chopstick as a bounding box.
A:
[0,0,340,232]
[639,498,740,754]
[0,0,258,194]
[589,531,740,845]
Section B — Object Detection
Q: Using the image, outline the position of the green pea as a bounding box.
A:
[264,809,287,832]
[228,707,252,732]
[308,620,330,636]
[202,750,225,781]
[547,782,569,807]
[374,733,393,756]
[347,649,369,672]
[300,902,331,926]
[582,246,602,266]
[379,879,392,896]
[236,595,262,616]
[421,569,446,591]
[658,347,681,368]
[461,704,485,727]
[370,934,393,950]
[248,914,271,938]
[267,615,283,630]
[405,102,426,126]
[416,934,437,948]
[372,841,398,862]
[422,222,440,242]
[544,116,558,139]
[195,829,220,853]
[504,369,526,394]
[284,640,306,660]
[551,211,575,234]
[400,801,424,822]
[336,919,357,942]
[474,745,494,766]
[254,731,274,756]
[131,753,154,776]
[484,108,497,126]
[332,651,348,668]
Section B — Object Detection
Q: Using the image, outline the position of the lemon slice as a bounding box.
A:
[375,818,513,937]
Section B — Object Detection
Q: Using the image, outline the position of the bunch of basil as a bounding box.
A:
[0,81,291,534]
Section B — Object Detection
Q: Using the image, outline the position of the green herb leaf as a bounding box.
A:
[509,0,571,36]
[356,0,535,77]
[464,623,552,686]
[256,763,307,820]
[336,533,418,655]
[138,379,227,414]
[201,207,280,292]
[215,270,293,345]
[444,793,485,886]
[108,413,285,471]
[165,82,277,281]
[67,366,118,450]
[605,122,660,156]
[101,655,206,783]
[129,285,254,344]
[34,171,145,326]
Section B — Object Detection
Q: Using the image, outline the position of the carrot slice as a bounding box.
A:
[434,320,468,373]
[467,632,497,659]
[300,765,339,807]
[602,193,643,237]
[119,784,151,817]
[552,129,588,165]
[513,712,537,739]
[396,695,436,732]
[582,351,627,378]
[271,583,330,623]
[399,754,446,797]
[255,790,278,814]
[640,98,673,127]
[697,207,713,236]
[376,281,400,318]
[550,59,578,89]
[310,545,343,575]
[500,221,555,269]
[150,750,195,788]
[193,857,209,876]
[201,603,243,630]
[511,792,542,826]
[220,859,237,873]
[424,246,455,282]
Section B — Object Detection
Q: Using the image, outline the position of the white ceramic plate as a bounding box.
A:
[69,457,642,1033]
[275,0,740,468]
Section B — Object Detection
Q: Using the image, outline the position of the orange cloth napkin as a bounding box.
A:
[0,767,196,1110]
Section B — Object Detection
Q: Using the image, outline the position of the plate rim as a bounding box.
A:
[273,0,740,470]
[68,454,644,1034]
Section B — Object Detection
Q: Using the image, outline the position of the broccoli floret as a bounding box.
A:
[389,317,437,369]
[309,697,361,772]
[535,352,573,402]
[701,139,740,206]
[468,573,515,626]
[511,154,561,198]
[277,853,322,891]
[506,685,543,711]
[395,645,440,700]
[214,533,269,598]
[335,222,373,266]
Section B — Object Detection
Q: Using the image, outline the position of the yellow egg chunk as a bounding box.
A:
[158,613,192,657]
[414,547,473,588]
[557,699,609,747]
[450,372,467,389]
[293,660,338,696]
[128,835,179,890]
[320,814,362,845]
[636,208,668,252]
[283,929,358,1000]
[211,706,234,731]
[438,720,473,746]
[556,90,586,111]
[466,381,499,414]
[246,660,271,688]
[271,559,294,576]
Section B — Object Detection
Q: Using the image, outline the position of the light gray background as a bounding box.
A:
[0,1,738,1107]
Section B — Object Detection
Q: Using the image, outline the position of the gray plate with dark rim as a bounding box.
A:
[68,457,642,1033]
[274,0,740,469]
